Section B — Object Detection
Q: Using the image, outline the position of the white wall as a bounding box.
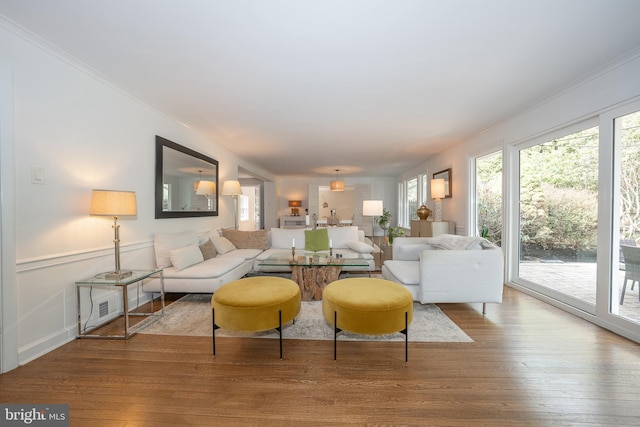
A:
[0,21,275,368]
[427,50,640,238]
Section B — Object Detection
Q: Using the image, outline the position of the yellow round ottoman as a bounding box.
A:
[322,278,413,361]
[211,276,301,359]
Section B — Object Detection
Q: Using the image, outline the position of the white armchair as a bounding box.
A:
[381,236,504,313]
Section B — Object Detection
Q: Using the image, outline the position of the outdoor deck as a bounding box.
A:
[519,261,639,323]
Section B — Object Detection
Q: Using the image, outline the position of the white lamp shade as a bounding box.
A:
[362,200,383,217]
[90,190,137,216]
[431,179,446,200]
[195,180,216,196]
[222,180,243,196]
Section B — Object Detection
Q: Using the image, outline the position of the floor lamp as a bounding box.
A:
[363,200,383,267]
[90,189,137,279]
[222,180,243,229]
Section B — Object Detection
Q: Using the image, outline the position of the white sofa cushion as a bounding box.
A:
[218,248,263,260]
[327,226,359,248]
[383,260,419,285]
[169,244,204,271]
[347,240,375,253]
[397,244,435,261]
[162,256,246,279]
[154,231,199,268]
[270,227,307,249]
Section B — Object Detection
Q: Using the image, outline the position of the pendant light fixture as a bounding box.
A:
[330,169,345,192]
[193,170,203,192]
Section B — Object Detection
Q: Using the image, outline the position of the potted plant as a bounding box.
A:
[377,208,391,232]
[388,226,405,244]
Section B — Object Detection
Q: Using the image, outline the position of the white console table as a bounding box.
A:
[281,215,307,228]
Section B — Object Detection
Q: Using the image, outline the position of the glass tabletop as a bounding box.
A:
[75,269,163,286]
[259,252,370,268]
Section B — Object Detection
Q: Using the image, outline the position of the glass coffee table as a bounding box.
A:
[258,252,371,301]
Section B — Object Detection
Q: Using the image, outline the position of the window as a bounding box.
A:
[399,173,428,227]
[475,151,502,246]
[239,195,249,221]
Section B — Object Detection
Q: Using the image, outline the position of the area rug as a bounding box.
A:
[138,294,473,343]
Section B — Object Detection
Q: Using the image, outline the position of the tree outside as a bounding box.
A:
[477,111,640,260]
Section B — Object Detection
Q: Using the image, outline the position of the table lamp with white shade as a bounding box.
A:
[431,179,446,222]
[90,189,137,279]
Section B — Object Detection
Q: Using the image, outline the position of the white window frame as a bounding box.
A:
[398,173,428,228]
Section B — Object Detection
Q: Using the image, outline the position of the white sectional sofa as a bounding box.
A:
[142,229,257,294]
[381,235,504,313]
[142,226,376,294]
[254,226,376,273]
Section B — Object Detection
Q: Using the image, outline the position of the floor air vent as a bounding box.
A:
[99,301,109,318]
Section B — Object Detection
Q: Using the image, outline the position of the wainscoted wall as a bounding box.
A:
[0,20,275,370]
[16,242,155,364]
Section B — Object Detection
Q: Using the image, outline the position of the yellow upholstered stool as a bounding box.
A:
[322,278,413,361]
[211,276,301,359]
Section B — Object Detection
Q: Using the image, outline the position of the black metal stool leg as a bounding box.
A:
[212,308,216,356]
[278,310,283,359]
[334,311,337,360]
[333,311,342,360]
[400,311,409,363]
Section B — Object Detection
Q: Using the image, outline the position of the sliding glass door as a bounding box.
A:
[516,123,599,313]
[471,101,640,341]
[611,109,640,324]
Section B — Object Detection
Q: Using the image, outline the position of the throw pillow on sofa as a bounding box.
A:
[199,239,218,260]
[305,228,330,252]
[326,226,360,248]
[221,229,270,249]
[347,240,375,253]
[211,236,237,254]
[154,231,200,268]
[270,227,305,249]
[169,244,204,271]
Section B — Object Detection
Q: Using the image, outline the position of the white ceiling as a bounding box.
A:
[2,0,640,178]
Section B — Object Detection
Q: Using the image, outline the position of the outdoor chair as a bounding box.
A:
[620,239,637,263]
[620,245,640,305]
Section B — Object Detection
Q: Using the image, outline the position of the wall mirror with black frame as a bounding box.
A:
[155,135,219,218]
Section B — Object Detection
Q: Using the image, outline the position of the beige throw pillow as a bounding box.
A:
[199,239,218,260]
[221,229,270,250]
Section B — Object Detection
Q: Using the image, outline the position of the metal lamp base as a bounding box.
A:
[105,270,133,280]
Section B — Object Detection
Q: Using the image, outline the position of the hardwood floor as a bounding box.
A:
[1,287,639,426]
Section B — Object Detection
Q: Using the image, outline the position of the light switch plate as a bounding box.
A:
[31,167,45,184]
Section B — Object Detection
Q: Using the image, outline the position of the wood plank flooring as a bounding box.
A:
[1,287,639,426]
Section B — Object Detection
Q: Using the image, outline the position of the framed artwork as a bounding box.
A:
[432,168,452,198]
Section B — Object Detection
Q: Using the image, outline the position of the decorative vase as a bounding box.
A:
[416,204,432,221]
